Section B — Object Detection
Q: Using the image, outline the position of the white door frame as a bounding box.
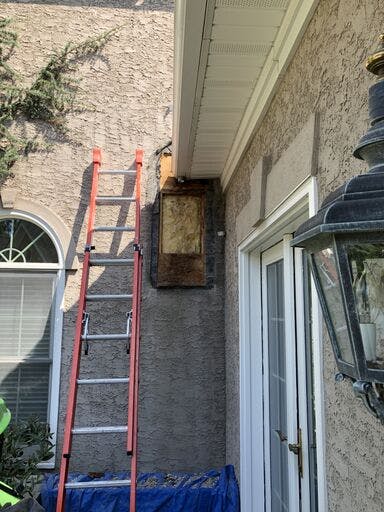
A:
[238,177,327,512]
[261,238,300,512]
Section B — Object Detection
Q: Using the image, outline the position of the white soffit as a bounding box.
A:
[173,0,319,189]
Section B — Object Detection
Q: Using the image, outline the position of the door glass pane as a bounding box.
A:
[313,248,354,364]
[267,259,289,512]
[348,243,384,369]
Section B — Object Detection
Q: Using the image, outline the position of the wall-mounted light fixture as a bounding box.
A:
[292,36,384,422]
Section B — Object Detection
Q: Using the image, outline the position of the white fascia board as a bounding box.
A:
[172,0,208,178]
[221,0,320,190]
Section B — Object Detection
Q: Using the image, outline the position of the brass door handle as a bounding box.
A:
[288,442,300,455]
[288,428,303,478]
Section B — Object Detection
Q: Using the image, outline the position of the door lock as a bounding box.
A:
[288,428,303,478]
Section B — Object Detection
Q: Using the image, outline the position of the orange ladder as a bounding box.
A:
[56,148,143,512]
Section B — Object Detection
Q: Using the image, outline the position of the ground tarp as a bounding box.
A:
[41,465,240,512]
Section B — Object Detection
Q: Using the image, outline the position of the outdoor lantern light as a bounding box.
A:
[292,35,384,422]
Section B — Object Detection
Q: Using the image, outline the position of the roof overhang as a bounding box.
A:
[172,0,319,189]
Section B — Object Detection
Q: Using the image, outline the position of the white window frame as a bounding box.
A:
[0,209,64,469]
[238,177,328,512]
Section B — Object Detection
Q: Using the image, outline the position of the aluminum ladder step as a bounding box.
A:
[96,196,135,203]
[81,333,130,341]
[90,258,134,266]
[66,479,131,489]
[93,226,135,232]
[77,378,129,385]
[72,426,128,435]
[99,169,136,175]
[86,293,133,301]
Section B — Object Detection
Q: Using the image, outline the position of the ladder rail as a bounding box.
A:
[127,149,142,455]
[129,244,143,512]
[128,149,143,511]
[56,148,101,512]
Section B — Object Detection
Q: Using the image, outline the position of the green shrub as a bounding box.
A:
[0,416,54,498]
[0,17,117,178]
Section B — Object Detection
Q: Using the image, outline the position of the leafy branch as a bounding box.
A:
[0,18,117,177]
[0,417,54,498]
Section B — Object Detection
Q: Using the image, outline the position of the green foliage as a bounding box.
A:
[0,416,54,498]
[0,18,117,178]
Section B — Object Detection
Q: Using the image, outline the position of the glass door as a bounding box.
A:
[262,238,318,511]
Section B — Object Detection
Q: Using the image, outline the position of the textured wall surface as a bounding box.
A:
[225,0,384,508]
[0,0,226,474]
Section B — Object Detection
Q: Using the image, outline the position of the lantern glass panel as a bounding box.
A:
[348,243,384,370]
[313,247,354,364]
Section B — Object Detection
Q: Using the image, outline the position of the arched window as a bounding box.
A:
[0,216,63,436]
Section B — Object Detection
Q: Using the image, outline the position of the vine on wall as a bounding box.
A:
[0,18,116,177]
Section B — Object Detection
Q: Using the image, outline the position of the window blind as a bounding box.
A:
[0,273,55,421]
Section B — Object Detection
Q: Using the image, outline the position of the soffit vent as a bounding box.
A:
[210,41,271,55]
[215,0,289,9]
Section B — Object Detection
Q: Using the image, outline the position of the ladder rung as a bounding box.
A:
[77,378,129,385]
[93,226,135,232]
[66,479,131,489]
[81,333,129,341]
[72,426,128,435]
[90,258,134,266]
[99,170,136,175]
[96,196,135,203]
[86,294,133,301]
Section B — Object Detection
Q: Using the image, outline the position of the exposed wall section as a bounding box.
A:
[225,1,384,509]
[235,156,270,244]
[264,113,319,215]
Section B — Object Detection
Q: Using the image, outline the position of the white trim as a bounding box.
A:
[221,0,320,189]
[0,263,60,270]
[172,0,208,178]
[283,234,301,511]
[311,272,328,512]
[0,210,64,469]
[239,177,316,253]
[0,210,65,268]
[303,178,328,511]
[239,177,327,511]
[294,246,311,511]
[239,247,265,511]
[260,243,278,512]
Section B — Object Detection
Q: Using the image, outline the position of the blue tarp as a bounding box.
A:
[41,465,240,512]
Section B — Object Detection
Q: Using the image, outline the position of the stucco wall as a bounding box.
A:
[0,0,226,474]
[225,0,384,509]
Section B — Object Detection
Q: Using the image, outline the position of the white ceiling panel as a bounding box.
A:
[205,65,261,82]
[200,97,250,110]
[207,54,266,68]
[173,0,319,184]
[193,152,231,159]
[213,7,285,26]
[191,163,226,171]
[215,0,290,8]
[195,138,235,147]
[211,25,278,42]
